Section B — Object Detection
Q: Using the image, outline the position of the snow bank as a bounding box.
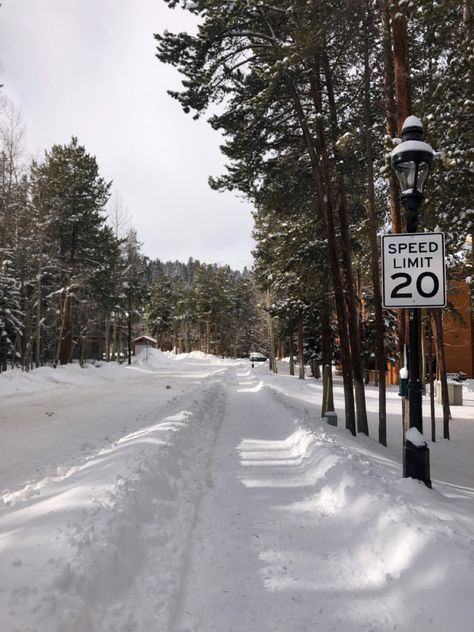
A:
[241,416,474,630]
[170,350,241,364]
[131,347,171,370]
[0,351,241,399]
[1,361,473,631]
[0,362,125,397]
[0,381,227,631]
[464,379,474,394]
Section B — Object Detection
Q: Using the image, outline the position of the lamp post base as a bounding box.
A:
[403,441,432,488]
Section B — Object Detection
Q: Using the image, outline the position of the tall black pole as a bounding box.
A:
[391,115,434,488]
[406,209,423,434]
[402,190,431,487]
[408,309,423,433]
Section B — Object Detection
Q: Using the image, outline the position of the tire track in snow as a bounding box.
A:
[171,367,396,632]
[168,370,233,631]
[171,367,314,631]
[1,372,218,507]
[0,370,232,632]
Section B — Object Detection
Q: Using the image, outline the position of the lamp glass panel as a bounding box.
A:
[395,160,417,193]
[416,161,430,193]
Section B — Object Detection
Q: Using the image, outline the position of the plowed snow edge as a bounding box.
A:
[0,378,228,632]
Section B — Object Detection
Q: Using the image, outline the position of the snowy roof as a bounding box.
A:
[133,335,157,343]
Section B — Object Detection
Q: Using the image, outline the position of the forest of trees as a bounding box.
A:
[0,104,150,369]
[0,1,472,450]
[147,259,265,356]
[0,97,264,369]
[0,142,263,370]
[156,0,473,443]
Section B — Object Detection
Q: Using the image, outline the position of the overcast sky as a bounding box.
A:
[0,0,255,270]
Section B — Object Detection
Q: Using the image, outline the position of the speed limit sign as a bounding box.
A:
[382,233,446,308]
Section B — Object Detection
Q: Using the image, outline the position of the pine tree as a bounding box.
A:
[147,271,173,350]
[124,229,150,364]
[0,256,23,371]
[32,137,111,364]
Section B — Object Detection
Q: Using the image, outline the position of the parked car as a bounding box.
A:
[447,371,467,382]
[249,352,267,363]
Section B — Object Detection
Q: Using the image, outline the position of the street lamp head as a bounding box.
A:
[391,116,435,214]
[401,115,424,138]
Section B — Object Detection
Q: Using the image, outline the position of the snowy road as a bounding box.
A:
[174,368,474,632]
[174,368,347,631]
[1,363,230,494]
[1,354,474,631]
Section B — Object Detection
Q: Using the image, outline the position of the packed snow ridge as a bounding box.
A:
[1,349,473,631]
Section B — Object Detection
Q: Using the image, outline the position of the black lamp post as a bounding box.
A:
[391,115,435,488]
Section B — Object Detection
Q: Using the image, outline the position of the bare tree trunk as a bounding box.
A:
[379,0,406,371]
[298,317,305,380]
[206,319,210,354]
[35,242,43,368]
[316,55,368,434]
[269,321,277,374]
[389,0,412,132]
[322,364,335,418]
[105,315,110,361]
[287,77,355,434]
[59,291,73,365]
[427,313,436,442]
[320,296,332,370]
[312,360,321,379]
[363,3,387,445]
[128,292,132,365]
[289,334,295,376]
[433,309,450,439]
[277,337,283,361]
[266,289,277,374]
[80,331,86,368]
[174,324,179,354]
[112,315,118,362]
[56,289,69,367]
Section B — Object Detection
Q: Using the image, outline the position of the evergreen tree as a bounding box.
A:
[32,137,111,364]
[0,256,23,371]
[147,271,173,350]
[124,229,150,364]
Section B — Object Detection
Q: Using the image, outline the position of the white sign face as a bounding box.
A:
[382,233,446,308]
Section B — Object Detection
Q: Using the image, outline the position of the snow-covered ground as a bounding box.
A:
[1,351,473,631]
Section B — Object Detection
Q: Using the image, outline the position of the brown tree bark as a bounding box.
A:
[127,291,132,365]
[289,334,295,376]
[287,77,356,434]
[389,0,412,133]
[58,289,72,366]
[432,309,450,439]
[206,319,210,354]
[320,296,332,370]
[266,289,278,374]
[316,54,368,435]
[379,0,403,232]
[379,0,407,371]
[298,317,305,380]
[256,6,355,430]
[427,313,436,442]
[362,5,387,445]
[277,337,283,361]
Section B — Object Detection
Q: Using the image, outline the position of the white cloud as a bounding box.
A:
[0,0,255,270]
